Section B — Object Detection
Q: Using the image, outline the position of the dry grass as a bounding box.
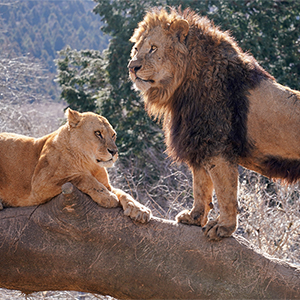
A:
[237,169,300,264]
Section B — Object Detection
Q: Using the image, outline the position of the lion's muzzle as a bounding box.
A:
[128,58,142,75]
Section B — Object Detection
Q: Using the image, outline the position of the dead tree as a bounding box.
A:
[0,183,300,299]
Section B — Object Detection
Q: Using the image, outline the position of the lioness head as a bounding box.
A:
[128,8,189,116]
[66,108,118,168]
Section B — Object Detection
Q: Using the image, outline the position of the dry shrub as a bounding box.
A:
[0,55,65,138]
[237,169,300,264]
[110,155,193,220]
[0,102,66,137]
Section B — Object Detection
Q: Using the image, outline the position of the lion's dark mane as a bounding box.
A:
[162,10,274,167]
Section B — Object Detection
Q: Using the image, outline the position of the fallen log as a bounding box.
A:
[0,183,300,299]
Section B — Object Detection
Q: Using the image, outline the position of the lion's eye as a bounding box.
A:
[95,131,103,139]
[149,45,157,53]
[112,133,116,140]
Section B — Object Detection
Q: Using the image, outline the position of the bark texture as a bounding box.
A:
[0,183,300,299]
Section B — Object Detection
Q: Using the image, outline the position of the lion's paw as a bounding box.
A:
[121,196,152,223]
[202,219,236,241]
[176,209,207,227]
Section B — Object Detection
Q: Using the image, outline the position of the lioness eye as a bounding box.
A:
[149,45,157,53]
[95,131,103,139]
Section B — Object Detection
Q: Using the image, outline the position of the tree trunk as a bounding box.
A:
[0,183,300,299]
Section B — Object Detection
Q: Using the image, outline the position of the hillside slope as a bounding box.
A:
[0,0,108,72]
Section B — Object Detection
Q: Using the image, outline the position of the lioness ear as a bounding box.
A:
[170,19,189,42]
[66,108,82,128]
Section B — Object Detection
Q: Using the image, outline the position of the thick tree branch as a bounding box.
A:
[0,183,300,299]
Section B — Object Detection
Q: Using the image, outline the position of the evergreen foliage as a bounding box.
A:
[56,47,106,112]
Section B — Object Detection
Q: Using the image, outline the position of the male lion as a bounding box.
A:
[128,8,300,239]
[0,108,151,223]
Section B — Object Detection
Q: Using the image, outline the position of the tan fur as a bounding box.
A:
[128,8,300,239]
[0,108,151,223]
[242,80,300,168]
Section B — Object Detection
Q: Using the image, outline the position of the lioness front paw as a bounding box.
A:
[202,219,236,241]
[99,192,119,208]
[176,209,207,227]
[120,195,152,223]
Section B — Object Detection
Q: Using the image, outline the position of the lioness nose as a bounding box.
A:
[108,148,118,157]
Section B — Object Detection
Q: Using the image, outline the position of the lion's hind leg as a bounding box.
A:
[176,166,214,227]
[113,188,152,223]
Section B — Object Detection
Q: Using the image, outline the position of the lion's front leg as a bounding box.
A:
[176,166,214,227]
[202,156,239,240]
[112,188,152,223]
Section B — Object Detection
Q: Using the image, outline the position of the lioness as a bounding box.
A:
[128,8,300,239]
[0,108,151,223]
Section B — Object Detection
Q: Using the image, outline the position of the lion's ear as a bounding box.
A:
[66,108,82,128]
[170,19,189,42]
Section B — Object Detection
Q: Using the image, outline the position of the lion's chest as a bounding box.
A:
[164,109,230,166]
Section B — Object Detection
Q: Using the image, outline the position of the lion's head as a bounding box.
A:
[128,8,190,116]
[129,8,273,166]
[66,108,118,168]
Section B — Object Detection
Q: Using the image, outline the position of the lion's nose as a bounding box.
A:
[128,60,142,74]
[108,148,118,157]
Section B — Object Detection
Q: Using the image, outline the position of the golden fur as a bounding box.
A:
[128,8,300,239]
[0,108,151,223]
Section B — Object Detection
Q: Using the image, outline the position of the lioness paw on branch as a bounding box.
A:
[128,7,300,239]
[0,108,151,223]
